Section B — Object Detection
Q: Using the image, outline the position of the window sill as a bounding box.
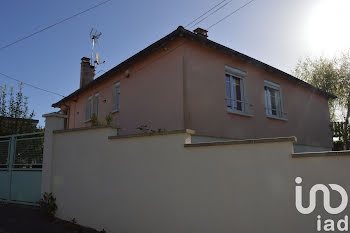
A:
[227,108,253,117]
[84,119,92,123]
[111,109,120,114]
[266,115,288,121]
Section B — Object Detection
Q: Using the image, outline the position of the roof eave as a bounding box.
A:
[52,26,336,107]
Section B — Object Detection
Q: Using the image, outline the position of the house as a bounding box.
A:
[52,26,335,152]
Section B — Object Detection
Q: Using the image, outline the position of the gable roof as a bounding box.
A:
[52,26,336,107]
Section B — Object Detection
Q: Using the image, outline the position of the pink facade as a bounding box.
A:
[57,31,333,150]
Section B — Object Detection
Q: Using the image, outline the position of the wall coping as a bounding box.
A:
[192,134,232,140]
[54,126,116,134]
[42,112,68,118]
[184,136,297,147]
[108,129,195,140]
[292,150,350,158]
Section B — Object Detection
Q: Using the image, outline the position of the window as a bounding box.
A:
[264,80,283,118]
[85,96,92,121]
[85,93,99,121]
[112,82,120,112]
[225,66,247,113]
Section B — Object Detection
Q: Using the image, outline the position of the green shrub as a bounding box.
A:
[39,192,57,217]
[91,113,113,126]
[104,113,112,126]
[91,113,99,126]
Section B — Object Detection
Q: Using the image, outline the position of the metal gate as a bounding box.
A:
[0,132,44,205]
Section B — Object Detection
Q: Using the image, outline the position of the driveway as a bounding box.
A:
[0,203,101,233]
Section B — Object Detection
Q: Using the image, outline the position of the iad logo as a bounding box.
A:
[295,177,348,214]
[295,177,349,231]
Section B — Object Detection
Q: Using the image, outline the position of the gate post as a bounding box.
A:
[41,113,67,194]
[7,135,15,201]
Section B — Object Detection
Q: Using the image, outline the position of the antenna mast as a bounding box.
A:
[90,28,102,66]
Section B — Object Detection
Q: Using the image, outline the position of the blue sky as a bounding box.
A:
[1,0,349,126]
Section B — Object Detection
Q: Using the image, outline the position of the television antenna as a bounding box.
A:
[90,28,102,66]
[96,53,101,65]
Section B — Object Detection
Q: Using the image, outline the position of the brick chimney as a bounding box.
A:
[193,28,208,38]
[80,57,95,88]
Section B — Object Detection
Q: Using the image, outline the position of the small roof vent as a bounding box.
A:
[193,28,208,38]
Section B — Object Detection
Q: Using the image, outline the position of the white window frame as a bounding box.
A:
[112,82,120,112]
[264,80,285,119]
[225,66,249,115]
[85,93,99,121]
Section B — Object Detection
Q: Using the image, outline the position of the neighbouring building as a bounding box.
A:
[52,26,335,152]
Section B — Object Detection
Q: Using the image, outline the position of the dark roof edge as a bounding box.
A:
[53,26,336,107]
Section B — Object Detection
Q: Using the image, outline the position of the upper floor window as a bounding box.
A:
[85,93,99,121]
[112,82,120,112]
[264,80,283,118]
[225,66,247,113]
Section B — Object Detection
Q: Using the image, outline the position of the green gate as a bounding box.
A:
[0,132,44,205]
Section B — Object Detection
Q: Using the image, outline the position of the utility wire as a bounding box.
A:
[207,0,256,29]
[0,72,65,97]
[0,0,112,51]
[189,0,234,29]
[185,0,227,28]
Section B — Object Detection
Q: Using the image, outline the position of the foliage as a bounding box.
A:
[0,84,37,136]
[91,113,99,127]
[294,52,350,149]
[333,140,344,151]
[39,192,58,217]
[91,113,113,127]
[104,113,112,125]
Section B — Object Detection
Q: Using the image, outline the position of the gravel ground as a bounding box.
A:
[0,202,101,233]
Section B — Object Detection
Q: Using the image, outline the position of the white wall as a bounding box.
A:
[48,128,350,233]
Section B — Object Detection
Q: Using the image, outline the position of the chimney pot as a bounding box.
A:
[193,28,208,38]
[80,57,95,88]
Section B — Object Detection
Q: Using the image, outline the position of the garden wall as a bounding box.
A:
[42,114,350,233]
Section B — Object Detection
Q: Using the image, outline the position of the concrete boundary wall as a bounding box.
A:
[43,122,350,233]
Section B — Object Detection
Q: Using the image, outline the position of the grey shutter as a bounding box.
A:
[85,97,92,120]
[93,94,99,117]
[116,84,120,110]
[112,82,120,111]
[112,84,117,111]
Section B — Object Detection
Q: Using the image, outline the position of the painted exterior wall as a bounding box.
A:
[46,127,349,233]
[60,38,332,148]
[182,41,332,148]
[64,39,185,135]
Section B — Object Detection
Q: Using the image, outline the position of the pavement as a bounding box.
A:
[0,203,101,233]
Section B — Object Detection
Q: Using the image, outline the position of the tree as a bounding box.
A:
[0,83,37,136]
[294,52,350,149]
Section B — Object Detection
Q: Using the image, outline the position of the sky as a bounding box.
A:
[1,0,350,126]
